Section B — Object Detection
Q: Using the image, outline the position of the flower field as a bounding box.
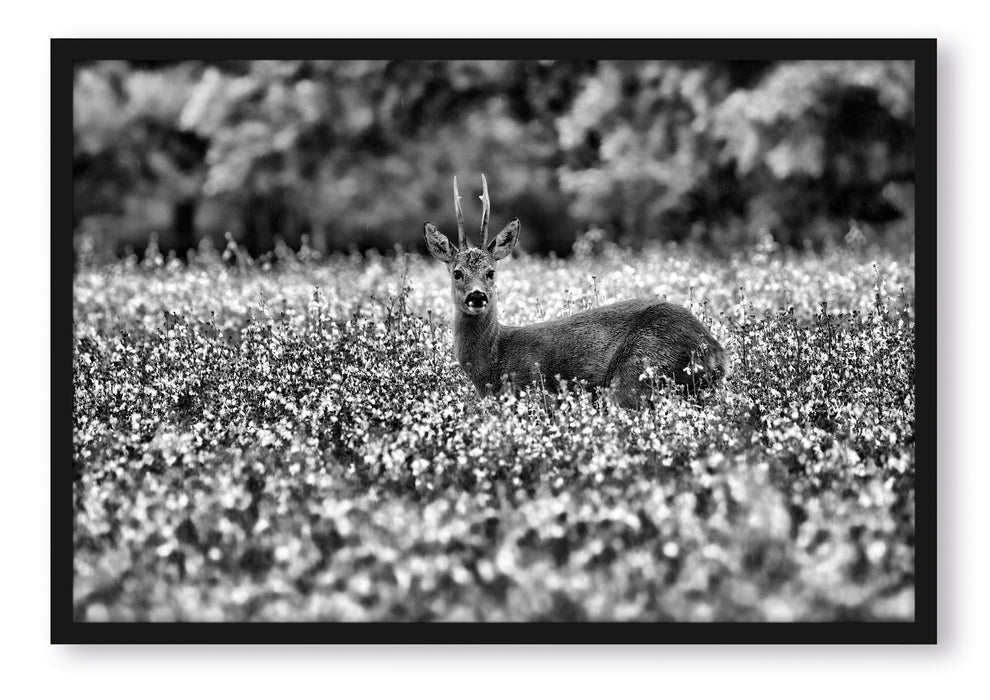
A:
[72,238,915,622]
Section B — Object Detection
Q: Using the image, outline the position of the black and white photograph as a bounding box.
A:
[56,40,933,641]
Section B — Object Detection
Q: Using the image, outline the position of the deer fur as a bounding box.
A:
[424,175,727,407]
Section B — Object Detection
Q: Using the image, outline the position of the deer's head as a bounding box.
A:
[424,175,520,317]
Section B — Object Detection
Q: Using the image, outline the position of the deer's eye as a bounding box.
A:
[452,269,463,280]
[486,270,494,280]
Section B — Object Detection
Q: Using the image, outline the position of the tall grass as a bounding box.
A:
[72,240,914,621]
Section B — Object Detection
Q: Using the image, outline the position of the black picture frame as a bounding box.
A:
[53,38,936,644]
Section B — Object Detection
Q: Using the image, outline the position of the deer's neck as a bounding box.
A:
[453,307,502,394]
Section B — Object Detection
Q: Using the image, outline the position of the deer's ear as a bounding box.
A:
[424,222,456,263]
[488,218,520,260]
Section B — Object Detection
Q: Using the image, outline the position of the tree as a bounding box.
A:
[74,61,208,256]
[73,59,915,256]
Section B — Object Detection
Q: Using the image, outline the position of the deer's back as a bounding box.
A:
[497,298,723,390]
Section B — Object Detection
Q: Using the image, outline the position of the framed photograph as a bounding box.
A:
[54,38,935,643]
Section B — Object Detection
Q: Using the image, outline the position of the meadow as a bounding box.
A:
[72,235,915,622]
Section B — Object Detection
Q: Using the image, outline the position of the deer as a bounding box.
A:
[423,175,727,408]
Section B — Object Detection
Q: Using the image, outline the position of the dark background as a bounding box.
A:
[72,59,915,258]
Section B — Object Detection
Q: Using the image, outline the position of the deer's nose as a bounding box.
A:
[465,290,488,309]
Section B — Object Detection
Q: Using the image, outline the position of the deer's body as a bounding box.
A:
[454,298,725,403]
[426,176,726,407]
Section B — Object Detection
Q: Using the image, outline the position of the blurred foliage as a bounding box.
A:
[73,59,914,257]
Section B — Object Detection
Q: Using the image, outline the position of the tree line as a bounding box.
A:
[73,59,915,258]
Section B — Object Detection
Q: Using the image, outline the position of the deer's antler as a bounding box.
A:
[479,174,491,247]
[453,176,467,249]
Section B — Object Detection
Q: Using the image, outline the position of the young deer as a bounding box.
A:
[424,175,727,407]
